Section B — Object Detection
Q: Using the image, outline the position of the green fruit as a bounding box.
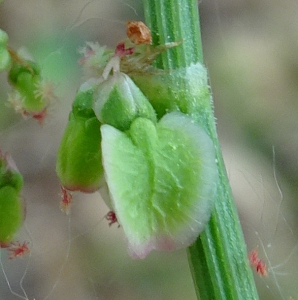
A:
[0,186,23,243]
[101,111,218,258]
[0,152,24,244]
[56,85,103,193]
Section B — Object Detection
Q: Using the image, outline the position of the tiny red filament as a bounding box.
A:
[248,249,268,276]
[105,211,120,227]
[115,42,134,58]
[60,186,73,214]
[22,108,47,125]
[1,241,30,260]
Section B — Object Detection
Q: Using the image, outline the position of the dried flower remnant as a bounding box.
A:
[60,186,73,215]
[248,248,268,276]
[126,21,152,45]
[105,211,120,228]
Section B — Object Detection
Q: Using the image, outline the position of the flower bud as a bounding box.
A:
[8,57,56,123]
[56,86,103,193]
[93,72,156,131]
[0,151,24,243]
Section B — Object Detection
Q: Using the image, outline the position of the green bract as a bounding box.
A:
[56,85,103,193]
[0,153,24,243]
[93,72,156,131]
[0,29,11,71]
[101,112,218,258]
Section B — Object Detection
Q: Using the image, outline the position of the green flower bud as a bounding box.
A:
[0,151,24,243]
[0,186,23,243]
[101,112,218,258]
[93,72,156,131]
[8,60,44,111]
[56,86,103,193]
[0,29,11,71]
[8,57,56,123]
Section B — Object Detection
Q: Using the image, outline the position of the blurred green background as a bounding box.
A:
[0,0,297,299]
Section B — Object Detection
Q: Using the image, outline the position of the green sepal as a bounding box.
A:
[72,80,99,118]
[93,72,157,131]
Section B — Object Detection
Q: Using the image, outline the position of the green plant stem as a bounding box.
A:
[142,1,259,299]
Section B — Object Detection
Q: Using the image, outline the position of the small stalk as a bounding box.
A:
[142,0,259,299]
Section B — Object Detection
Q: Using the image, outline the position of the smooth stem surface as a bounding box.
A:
[142,0,259,299]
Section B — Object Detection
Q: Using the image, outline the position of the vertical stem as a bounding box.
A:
[142,0,259,299]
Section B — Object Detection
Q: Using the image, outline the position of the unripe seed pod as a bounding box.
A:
[101,112,218,258]
[0,151,24,244]
[56,85,103,193]
[0,186,23,243]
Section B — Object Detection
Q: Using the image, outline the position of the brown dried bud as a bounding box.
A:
[126,21,152,45]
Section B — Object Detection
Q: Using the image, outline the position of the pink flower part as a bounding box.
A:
[105,211,120,227]
[0,241,30,260]
[115,42,134,58]
[248,248,268,277]
[60,186,73,215]
[25,108,47,125]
